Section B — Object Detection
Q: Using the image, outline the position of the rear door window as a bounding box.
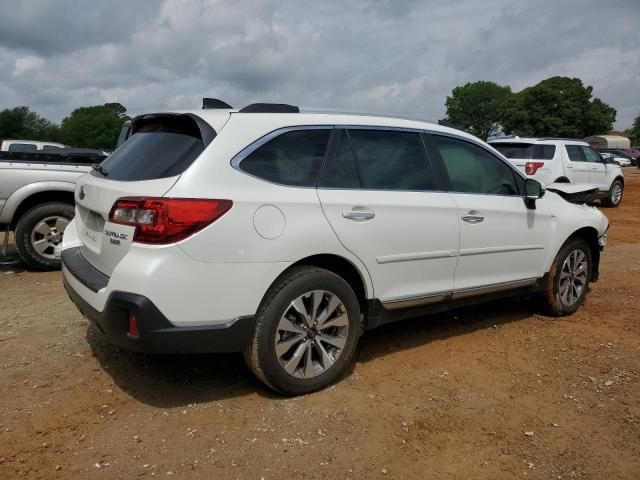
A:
[98,115,212,181]
[492,143,555,160]
[565,145,584,162]
[347,129,435,191]
[430,135,521,195]
[239,129,331,187]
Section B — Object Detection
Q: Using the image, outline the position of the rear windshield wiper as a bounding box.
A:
[92,163,109,177]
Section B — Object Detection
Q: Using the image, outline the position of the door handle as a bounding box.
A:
[591,167,598,170]
[461,211,484,224]
[342,208,375,221]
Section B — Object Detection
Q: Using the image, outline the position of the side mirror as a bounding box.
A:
[524,178,544,209]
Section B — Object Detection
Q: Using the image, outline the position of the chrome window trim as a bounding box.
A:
[229,123,528,196]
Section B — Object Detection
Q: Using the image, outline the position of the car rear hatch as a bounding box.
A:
[73,112,225,277]
[491,142,556,176]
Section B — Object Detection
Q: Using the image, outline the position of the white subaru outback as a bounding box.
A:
[61,101,609,395]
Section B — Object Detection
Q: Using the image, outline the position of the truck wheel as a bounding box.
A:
[14,202,75,270]
[539,238,592,316]
[245,266,361,395]
[602,180,623,208]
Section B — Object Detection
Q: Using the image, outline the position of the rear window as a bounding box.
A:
[492,143,556,160]
[98,115,209,181]
[8,143,38,152]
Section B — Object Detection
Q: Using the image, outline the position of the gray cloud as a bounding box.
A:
[0,0,638,129]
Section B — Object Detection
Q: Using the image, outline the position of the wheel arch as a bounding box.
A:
[554,176,570,183]
[563,226,600,282]
[273,254,370,313]
[10,190,75,229]
[612,175,624,187]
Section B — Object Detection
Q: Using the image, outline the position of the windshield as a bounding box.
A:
[492,143,556,160]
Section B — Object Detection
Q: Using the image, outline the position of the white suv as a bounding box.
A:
[489,137,624,207]
[61,102,609,395]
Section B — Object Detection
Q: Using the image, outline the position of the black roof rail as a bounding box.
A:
[202,98,233,109]
[239,103,299,113]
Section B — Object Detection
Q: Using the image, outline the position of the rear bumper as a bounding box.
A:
[62,269,255,354]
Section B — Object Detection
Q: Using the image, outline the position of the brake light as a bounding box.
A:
[525,161,545,175]
[109,197,232,244]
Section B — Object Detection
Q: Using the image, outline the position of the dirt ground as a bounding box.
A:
[1,171,639,480]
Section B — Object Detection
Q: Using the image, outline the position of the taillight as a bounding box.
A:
[525,161,545,175]
[108,197,232,244]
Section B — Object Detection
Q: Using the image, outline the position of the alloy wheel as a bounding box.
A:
[30,216,69,259]
[275,290,349,378]
[559,249,588,307]
[612,183,623,205]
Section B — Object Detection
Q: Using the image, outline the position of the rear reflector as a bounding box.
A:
[109,197,232,244]
[128,312,139,338]
[525,161,545,175]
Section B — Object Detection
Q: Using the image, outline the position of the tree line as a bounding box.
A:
[0,103,129,150]
[442,76,640,143]
[1,76,639,149]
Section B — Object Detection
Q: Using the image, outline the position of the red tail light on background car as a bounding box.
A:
[525,161,545,175]
[109,198,232,244]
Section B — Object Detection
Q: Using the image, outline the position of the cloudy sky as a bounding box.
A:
[0,0,638,128]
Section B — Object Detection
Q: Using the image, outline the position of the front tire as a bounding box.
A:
[539,238,592,316]
[14,202,74,270]
[602,179,623,207]
[245,266,361,395]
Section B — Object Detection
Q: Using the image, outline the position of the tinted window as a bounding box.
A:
[240,129,330,187]
[318,130,361,189]
[566,145,584,162]
[432,136,520,195]
[348,130,434,190]
[492,143,556,160]
[580,146,602,163]
[8,143,37,152]
[99,116,208,181]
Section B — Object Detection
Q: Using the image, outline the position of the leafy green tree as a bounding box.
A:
[0,106,61,141]
[60,103,129,149]
[442,81,512,139]
[626,113,640,145]
[501,77,616,138]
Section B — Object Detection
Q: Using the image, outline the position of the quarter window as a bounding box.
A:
[347,129,435,190]
[239,129,330,187]
[431,135,520,195]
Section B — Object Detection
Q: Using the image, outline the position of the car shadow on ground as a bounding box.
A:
[86,296,538,407]
[357,297,535,364]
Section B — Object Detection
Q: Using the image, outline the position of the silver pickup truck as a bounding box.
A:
[0,149,105,269]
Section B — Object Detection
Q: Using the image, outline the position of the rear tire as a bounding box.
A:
[602,179,623,207]
[245,266,361,395]
[539,238,592,316]
[14,202,74,271]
